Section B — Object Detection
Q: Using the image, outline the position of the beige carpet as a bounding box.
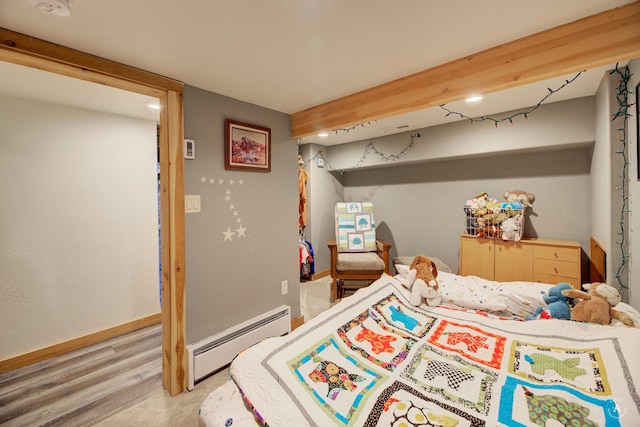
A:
[94,276,334,426]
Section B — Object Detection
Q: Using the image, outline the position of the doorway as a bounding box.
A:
[0,28,187,395]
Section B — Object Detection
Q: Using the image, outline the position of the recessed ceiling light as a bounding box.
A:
[318,132,329,137]
[465,95,483,103]
[146,102,161,110]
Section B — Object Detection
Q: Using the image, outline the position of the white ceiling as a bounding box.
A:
[0,0,635,145]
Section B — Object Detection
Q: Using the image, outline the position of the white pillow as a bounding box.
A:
[437,272,509,313]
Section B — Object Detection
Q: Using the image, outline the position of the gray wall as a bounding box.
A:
[306,96,596,276]
[183,85,300,344]
[344,147,592,273]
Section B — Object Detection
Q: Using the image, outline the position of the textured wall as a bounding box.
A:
[0,95,159,360]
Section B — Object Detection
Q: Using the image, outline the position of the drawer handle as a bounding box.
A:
[554,267,558,273]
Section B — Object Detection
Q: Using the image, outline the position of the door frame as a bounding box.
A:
[0,28,187,396]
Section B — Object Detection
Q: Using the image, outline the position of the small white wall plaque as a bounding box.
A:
[184,139,195,159]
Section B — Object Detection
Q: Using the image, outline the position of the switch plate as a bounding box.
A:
[281,280,288,295]
[185,195,201,213]
[184,139,195,159]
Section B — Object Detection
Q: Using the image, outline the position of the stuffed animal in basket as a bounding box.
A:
[403,255,441,307]
[561,282,635,326]
[500,214,523,242]
[525,282,573,321]
[503,189,535,207]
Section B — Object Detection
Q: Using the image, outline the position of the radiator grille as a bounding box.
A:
[186,305,291,390]
[193,308,290,355]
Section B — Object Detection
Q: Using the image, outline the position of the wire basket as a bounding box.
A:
[463,203,526,241]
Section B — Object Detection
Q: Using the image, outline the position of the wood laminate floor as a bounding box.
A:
[0,276,332,426]
[0,324,163,426]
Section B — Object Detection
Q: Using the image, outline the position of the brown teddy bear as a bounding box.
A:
[561,282,635,326]
[404,255,441,307]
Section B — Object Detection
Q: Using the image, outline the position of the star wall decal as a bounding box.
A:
[200,176,249,243]
[222,227,235,242]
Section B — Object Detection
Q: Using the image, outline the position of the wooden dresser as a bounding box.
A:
[459,235,582,288]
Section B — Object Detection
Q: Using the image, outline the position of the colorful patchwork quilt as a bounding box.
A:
[229,276,640,427]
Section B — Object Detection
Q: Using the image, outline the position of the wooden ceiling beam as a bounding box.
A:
[291,1,640,139]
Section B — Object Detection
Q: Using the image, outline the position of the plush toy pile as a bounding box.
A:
[464,189,535,240]
[526,281,636,327]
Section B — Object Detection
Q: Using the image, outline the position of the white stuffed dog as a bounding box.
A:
[403,255,441,307]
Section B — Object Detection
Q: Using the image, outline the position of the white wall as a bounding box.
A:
[591,73,614,285]
[0,95,159,360]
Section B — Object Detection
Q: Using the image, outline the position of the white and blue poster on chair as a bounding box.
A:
[335,202,377,252]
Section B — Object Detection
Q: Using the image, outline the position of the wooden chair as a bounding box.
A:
[328,238,392,301]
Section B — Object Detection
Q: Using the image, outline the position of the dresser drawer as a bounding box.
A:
[533,273,579,288]
[534,245,578,262]
[534,258,579,278]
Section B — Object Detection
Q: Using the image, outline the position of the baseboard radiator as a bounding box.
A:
[186,305,291,390]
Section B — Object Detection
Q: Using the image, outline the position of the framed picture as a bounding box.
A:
[225,119,271,172]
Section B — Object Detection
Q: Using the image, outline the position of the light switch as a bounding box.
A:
[185,195,201,213]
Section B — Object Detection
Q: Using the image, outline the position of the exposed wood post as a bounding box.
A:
[161,90,187,395]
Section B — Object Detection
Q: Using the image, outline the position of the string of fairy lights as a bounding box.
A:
[439,71,585,127]
[331,121,378,134]
[301,68,585,172]
[301,133,419,172]
[610,64,633,294]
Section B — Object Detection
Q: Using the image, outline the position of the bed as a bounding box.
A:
[200,272,640,426]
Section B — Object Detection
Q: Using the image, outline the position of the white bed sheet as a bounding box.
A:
[198,379,259,427]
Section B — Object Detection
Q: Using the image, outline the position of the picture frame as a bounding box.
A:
[225,119,271,172]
